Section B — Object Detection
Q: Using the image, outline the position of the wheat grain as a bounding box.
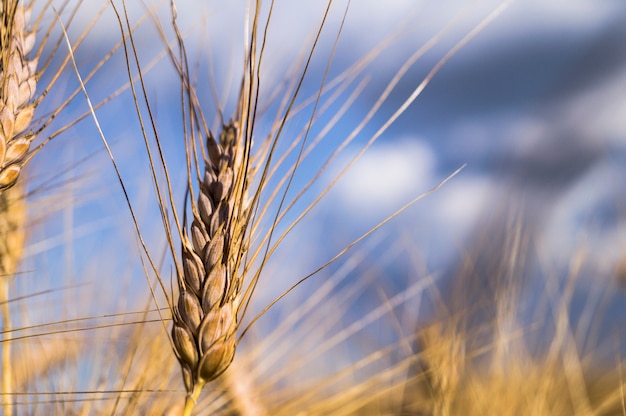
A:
[171,121,250,413]
[0,1,37,192]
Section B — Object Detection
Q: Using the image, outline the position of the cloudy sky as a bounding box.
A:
[198,0,626,280]
[23,0,626,351]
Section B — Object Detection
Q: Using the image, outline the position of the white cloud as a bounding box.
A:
[333,137,435,217]
[431,175,491,233]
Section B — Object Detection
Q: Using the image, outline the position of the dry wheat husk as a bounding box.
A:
[0,1,37,192]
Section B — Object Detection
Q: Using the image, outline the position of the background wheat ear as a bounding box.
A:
[0,3,37,414]
[418,321,466,416]
[0,1,37,192]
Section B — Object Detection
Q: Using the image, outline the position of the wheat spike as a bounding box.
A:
[172,121,250,412]
[0,1,37,192]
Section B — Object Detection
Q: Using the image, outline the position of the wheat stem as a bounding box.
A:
[0,180,25,416]
[0,11,36,408]
[0,278,11,416]
[183,381,205,416]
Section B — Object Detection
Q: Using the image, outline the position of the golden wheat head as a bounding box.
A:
[172,121,251,405]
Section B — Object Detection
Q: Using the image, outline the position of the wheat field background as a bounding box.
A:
[1,0,626,415]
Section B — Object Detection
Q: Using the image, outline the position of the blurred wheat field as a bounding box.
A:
[1,0,626,415]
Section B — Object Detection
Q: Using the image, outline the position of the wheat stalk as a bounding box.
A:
[0,180,25,416]
[0,4,36,414]
[0,1,37,193]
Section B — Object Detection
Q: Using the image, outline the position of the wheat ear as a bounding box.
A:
[171,121,249,414]
[0,1,36,192]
